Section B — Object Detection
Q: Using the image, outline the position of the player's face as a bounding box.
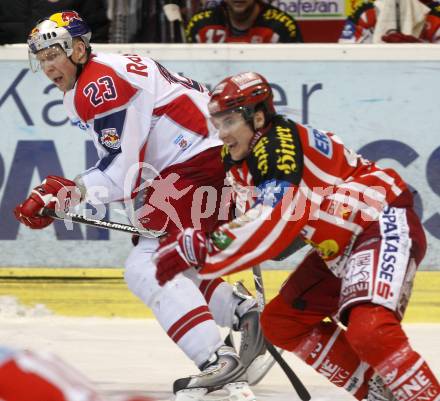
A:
[225,0,257,19]
[212,111,254,161]
[36,46,77,92]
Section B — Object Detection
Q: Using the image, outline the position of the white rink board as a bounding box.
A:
[0,44,439,268]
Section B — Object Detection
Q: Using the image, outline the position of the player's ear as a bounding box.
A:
[71,39,88,65]
[253,110,265,130]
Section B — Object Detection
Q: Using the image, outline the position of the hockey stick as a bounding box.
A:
[40,207,165,238]
[42,207,308,399]
[252,265,311,401]
[396,0,401,32]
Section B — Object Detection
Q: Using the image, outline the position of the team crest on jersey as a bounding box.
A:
[306,238,339,260]
[173,134,191,151]
[100,128,121,149]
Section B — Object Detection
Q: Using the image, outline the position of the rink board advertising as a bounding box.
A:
[0,45,439,268]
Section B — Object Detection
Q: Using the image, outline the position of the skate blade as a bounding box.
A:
[174,382,256,401]
[247,353,277,386]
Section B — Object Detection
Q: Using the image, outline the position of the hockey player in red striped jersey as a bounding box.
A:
[0,345,155,401]
[13,12,273,401]
[186,0,303,43]
[155,72,440,401]
[339,0,440,43]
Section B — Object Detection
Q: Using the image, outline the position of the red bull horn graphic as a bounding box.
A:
[49,11,82,27]
[61,11,81,22]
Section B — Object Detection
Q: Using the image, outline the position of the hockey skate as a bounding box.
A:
[230,281,276,386]
[173,345,256,401]
[366,374,397,401]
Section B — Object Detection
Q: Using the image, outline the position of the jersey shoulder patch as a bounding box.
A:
[74,58,138,122]
[305,126,334,159]
[247,116,303,186]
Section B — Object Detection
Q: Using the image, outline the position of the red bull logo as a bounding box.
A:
[28,27,40,43]
[100,128,121,150]
[61,11,81,22]
[49,11,82,27]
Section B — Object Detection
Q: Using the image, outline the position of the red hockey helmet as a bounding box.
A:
[208,72,275,121]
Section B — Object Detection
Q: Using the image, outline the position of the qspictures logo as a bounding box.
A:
[270,0,346,18]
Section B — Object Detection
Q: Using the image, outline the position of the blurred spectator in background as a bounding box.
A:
[0,0,109,44]
[339,0,440,43]
[109,0,146,43]
[126,0,188,43]
[0,346,156,401]
[186,0,303,43]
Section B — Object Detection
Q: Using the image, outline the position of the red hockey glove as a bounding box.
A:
[154,228,209,285]
[14,176,82,229]
[382,30,422,43]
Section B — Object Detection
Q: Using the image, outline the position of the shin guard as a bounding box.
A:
[376,344,440,401]
[262,294,373,399]
[293,321,373,399]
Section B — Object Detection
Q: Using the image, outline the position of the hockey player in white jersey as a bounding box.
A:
[13,11,272,401]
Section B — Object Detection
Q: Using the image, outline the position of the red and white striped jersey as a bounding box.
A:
[63,53,221,204]
[200,115,411,278]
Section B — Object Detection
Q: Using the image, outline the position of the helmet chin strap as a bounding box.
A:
[234,121,271,162]
[249,129,264,151]
[248,118,272,152]
[244,105,274,152]
[231,127,264,164]
[73,61,85,80]
[231,108,272,163]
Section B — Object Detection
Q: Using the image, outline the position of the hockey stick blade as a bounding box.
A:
[40,207,165,238]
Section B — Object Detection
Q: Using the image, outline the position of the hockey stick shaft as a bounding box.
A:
[43,208,307,399]
[40,207,165,238]
[252,265,311,401]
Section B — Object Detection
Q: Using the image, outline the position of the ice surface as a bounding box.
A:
[0,299,438,401]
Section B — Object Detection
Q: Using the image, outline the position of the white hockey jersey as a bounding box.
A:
[63,53,221,205]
